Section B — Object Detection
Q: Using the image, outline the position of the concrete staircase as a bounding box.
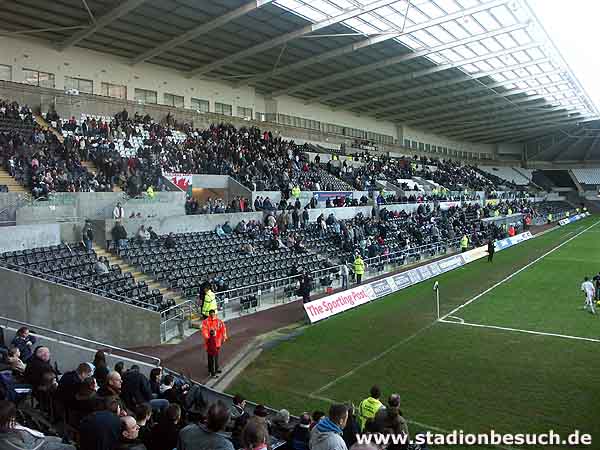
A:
[81,160,122,192]
[0,167,27,193]
[34,114,64,143]
[35,114,122,193]
[92,243,183,305]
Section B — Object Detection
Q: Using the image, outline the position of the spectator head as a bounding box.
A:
[206,401,231,432]
[298,413,311,428]
[98,395,121,415]
[35,346,50,362]
[329,404,349,429]
[254,404,269,418]
[164,404,181,424]
[93,350,107,369]
[311,410,325,425]
[7,347,19,359]
[77,362,93,380]
[388,393,401,408]
[79,376,98,396]
[274,409,290,425]
[209,309,216,319]
[120,416,140,440]
[0,400,17,432]
[134,403,152,425]
[129,365,140,373]
[163,374,175,387]
[106,371,122,393]
[370,385,381,399]
[149,367,162,383]
[16,327,29,338]
[242,417,269,449]
[584,276,589,282]
[233,394,246,408]
[114,361,125,375]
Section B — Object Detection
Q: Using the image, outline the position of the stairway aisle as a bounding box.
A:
[0,167,27,193]
[92,243,183,305]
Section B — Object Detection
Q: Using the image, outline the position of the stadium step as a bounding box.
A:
[93,244,183,303]
[34,114,64,143]
[81,160,122,192]
[0,168,27,193]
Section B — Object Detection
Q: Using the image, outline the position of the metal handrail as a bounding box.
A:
[0,261,157,310]
[0,315,161,367]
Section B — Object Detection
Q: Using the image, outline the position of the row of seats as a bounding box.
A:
[0,244,175,314]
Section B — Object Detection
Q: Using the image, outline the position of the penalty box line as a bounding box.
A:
[439,319,600,344]
[439,219,600,323]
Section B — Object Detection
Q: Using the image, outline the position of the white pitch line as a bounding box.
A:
[440,219,600,322]
[311,321,437,396]
[439,319,600,343]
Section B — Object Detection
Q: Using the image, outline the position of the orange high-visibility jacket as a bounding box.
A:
[201,316,228,350]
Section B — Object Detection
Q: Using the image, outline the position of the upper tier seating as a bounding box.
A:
[478,166,531,186]
[571,168,600,187]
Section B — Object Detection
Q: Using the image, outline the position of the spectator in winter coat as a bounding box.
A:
[11,327,36,362]
[290,413,311,450]
[309,404,349,450]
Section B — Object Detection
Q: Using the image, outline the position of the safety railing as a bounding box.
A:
[159,237,465,333]
[0,315,161,368]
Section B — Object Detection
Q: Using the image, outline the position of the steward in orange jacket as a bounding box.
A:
[201,310,228,377]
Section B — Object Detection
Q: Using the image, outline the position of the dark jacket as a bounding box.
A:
[10,335,36,362]
[79,410,121,450]
[56,370,82,407]
[291,424,311,450]
[121,369,152,410]
[149,419,179,450]
[23,355,55,390]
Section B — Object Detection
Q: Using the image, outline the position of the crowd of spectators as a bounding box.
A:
[1,325,429,450]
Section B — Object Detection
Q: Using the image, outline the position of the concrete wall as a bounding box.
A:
[0,221,86,252]
[0,266,161,348]
[0,193,26,225]
[15,192,186,224]
[0,35,397,139]
[101,211,265,241]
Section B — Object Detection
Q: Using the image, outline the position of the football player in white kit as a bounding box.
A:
[580,277,596,315]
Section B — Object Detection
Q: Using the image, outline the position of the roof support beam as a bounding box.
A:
[405,84,572,127]
[427,97,581,138]
[447,109,583,141]
[131,0,274,65]
[481,118,583,143]
[521,127,585,159]
[186,0,408,77]
[374,64,557,117]
[309,43,538,105]
[57,0,148,51]
[440,108,573,140]
[342,58,549,112]
[270,22,528,98]
[583,132,600,160]
[240,0,511,87]
[389,79,568,122]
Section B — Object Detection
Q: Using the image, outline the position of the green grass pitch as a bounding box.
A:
[229,217,600,449]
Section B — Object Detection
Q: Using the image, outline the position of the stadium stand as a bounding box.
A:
[0,243,175,314]
[478,166,532,186]
[571,168,600,187]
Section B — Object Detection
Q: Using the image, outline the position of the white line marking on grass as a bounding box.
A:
[311,321,437,396]
[444,315,465,324]
[439,319,600,343]
[440,220,600,322]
